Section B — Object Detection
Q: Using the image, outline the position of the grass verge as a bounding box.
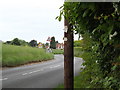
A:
[2,44,54,67]
[52,49,64,54]
[55,47,84,89]
[74,47,83,57]
[55,72,85,89]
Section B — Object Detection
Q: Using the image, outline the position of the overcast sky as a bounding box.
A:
[0,0,78,43]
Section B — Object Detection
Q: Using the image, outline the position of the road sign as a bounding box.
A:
[47,37,51,42]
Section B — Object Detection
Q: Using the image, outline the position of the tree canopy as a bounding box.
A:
[11,38,21,46]
[5,38,29,46]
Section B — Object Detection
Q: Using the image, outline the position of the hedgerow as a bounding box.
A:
[57,2,120,89]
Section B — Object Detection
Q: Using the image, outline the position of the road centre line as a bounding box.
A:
[22,64,62,76]
[22,73,28,75]
[50,65,61,69]
[0,78,8,81]
[22,69,44,76]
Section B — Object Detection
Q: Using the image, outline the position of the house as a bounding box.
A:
[38,42,43,48]
[56,43,64,49]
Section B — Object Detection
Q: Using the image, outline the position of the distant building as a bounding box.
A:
[38,42,43,48]
[56,43,64,49]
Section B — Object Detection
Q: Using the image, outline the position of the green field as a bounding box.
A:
[55,74,83,89]
[52,49,64,54]
[2,44,54,67]
[52,47,83,56]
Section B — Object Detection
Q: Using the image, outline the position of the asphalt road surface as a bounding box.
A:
[1,55,84,88]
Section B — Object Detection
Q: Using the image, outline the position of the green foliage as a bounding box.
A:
[5,38,29,46]
[2,44,54,67]
[50,37,56,49]
[74,47,83,57]
[29,40,37,47]
[52,49,64,54]
[45,43,49,46]
[74,40,84,47]
[57,2,120,89]
[5,41,12,44]
[19,40,29,46]
[11,38,21,46]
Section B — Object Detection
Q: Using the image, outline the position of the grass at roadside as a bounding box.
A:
[2,44,54,67]
[55,47,84,89]
[55,72,84,89]
[52,47,83,55]
[74,47,83,57]
[52,49,64,54]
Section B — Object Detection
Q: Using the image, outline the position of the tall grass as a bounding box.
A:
[55,73,85,89]
[52,49,64,54]
[2,44,54,67]
[74,47,83,57]
[55,47,84,89]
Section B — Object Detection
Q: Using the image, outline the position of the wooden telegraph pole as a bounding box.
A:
[64,18,74,90]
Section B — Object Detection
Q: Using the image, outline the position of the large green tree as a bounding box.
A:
[11,38,21,46]
[50,37,56,49]
[5,38,29,46]
[19,40,28,46]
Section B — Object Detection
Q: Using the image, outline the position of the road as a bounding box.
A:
[1,55,84,88]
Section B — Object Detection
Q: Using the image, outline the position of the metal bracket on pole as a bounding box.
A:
[63,26,68,33]
[63,37,68,41]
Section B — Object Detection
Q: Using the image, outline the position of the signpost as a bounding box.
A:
[64,19,74,89]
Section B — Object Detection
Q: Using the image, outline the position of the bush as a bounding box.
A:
[74,47,83,57]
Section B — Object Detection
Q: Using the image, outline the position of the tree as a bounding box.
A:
[57,2,120,89]
[50,37,56,49]
[45,43,49,46]
[11,38,21,46]
[19,40,28,46]
[29,40,37,47]
[5,38,29,46]
[5,41,12,44]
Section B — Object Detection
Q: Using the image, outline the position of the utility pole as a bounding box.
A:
[64,19,74,90]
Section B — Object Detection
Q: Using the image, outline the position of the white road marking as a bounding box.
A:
[29,72,33,74]
[22,69,44,75]
[50,67,53,69]
[32,70,39,73]
[0,78,8,81]
[50,65,61,69]
[22,73,28,75]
